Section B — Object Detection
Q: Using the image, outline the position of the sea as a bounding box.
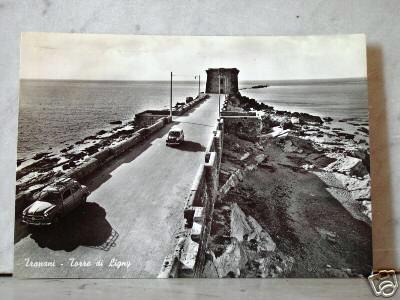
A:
[18,79,368,159]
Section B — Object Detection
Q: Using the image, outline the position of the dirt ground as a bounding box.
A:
[208,134,372,278]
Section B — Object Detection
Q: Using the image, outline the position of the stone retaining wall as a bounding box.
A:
[223,115,262,141]
[65,116,171,182]
[158,118,224,278]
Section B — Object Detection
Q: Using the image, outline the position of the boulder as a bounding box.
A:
[324,155,368,177]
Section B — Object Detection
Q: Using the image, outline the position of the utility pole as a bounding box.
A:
[218,72,221,117]
[195,75,201,96]
[224,77,227,98]
[170,71,173,118]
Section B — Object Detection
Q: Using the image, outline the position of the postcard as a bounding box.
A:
[15,33,371,278]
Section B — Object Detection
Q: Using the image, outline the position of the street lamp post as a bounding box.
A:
[170,71,173,118]
[218,74,221,117]
[195,75,201,96]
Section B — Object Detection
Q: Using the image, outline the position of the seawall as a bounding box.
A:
[15,94,209,216]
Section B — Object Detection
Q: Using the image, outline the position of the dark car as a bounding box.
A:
[22,177,90,226]
[166,128,184,146]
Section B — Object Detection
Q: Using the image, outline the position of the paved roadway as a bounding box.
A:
[14,94,221,278]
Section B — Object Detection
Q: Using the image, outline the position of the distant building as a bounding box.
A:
[205,68,239,94]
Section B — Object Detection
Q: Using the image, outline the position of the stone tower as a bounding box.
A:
[205,68,239,94]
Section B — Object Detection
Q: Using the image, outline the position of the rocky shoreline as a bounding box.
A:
[15,94,208,217]
[205,93,371,278]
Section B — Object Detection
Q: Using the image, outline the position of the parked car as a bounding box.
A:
[166,127,185,146]
[22,177,90,226]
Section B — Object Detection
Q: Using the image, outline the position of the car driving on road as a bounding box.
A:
[22,177,90,226]
[166,127,185,146]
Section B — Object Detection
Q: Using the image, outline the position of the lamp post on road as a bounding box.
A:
[218,74,221,117]
[218,73,226,118]
[195,75,201,96]
[170,71,173,118]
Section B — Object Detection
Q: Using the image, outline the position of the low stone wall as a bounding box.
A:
[15,116,172,216]
[223,115,262,141]
[221,111,257,116]
[158,118,224,278]
[65,116,171,182]
[135,94,209,128]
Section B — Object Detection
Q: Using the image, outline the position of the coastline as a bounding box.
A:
[205,92,371,278]
[15,94,208,218]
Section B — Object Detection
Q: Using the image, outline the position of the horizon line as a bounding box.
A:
[20,77,367,82]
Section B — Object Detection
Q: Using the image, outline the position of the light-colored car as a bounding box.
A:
[22,177,90,226]
[166,127,185,146]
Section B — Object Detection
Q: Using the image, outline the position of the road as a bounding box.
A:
[14,94,221,278]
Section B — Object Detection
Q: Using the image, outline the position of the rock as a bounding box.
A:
[361,200,372,220]
[283,140,298,153]
[262,114,279,128]
[331,172,371,202]
[110,120,122,125]
[323,117,333,122]
[240,152,250,161]
[255,154,265,164]
[336,132,355,140]
[255,143,264,151]
[358,139,367,144]
[214,238,248,278]
[301,164,314,171]
[232,143,241,151]
[231,204,276,252]
[324,155,368,177]
[291,117,300,124]
[260,162,276,172]
[291,112,323,124]
[245,164,257,171]
[32,152,50,160]
[317,228,337,243]
[344,149,370,173]
[17,158,26,166]
[358,127,369,134]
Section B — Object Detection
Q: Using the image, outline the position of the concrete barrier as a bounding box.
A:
[184,165,205,228]
[68,157,101,181]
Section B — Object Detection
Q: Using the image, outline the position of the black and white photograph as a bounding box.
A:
[14,33,371,278]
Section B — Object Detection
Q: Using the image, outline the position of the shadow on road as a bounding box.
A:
[29,202,116,252]
[178,121,215,128]
[174,140,206,152]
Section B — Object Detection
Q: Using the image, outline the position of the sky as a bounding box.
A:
[20,33,367,81]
